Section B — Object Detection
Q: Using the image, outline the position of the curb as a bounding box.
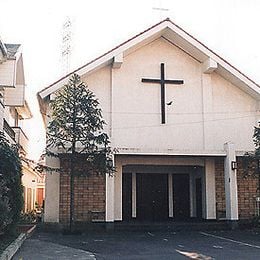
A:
[0,225,36,260]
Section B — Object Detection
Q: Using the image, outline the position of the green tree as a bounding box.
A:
[242,123,260,199]
[0,132,23,234]
[47,73,115,230]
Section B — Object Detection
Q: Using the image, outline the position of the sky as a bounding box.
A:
[0,0,260,160]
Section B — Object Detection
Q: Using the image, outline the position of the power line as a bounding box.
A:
[102,110,258,115]
[111,114,257,131]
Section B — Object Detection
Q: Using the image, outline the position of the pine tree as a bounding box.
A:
[47,73,115,230]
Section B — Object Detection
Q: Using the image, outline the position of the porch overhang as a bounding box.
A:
[115,148,227,157]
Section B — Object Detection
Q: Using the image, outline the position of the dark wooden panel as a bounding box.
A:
[173,174,190,220]
[196,178,202,219]
[136,173,168,221]
[122,172,132,221]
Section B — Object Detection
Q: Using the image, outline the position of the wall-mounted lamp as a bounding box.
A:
[231,161,238,170]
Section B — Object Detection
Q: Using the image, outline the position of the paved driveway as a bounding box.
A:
[14,229,260,259]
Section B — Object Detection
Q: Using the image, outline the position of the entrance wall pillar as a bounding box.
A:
[190,174,196,218]
[114,162,123,221]
[106,156,119,222]
[168,173,173,218]
[224,142,238,220]
[204,159,216,219]
[132,172,137,218]
[106,174,115,222]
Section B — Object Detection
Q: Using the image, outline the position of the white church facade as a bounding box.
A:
[38,19,260,225]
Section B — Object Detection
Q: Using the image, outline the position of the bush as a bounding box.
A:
[20,210,37,224]
[0,133,23,234]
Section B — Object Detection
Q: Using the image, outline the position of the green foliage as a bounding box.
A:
[0,132,23,234]
[242,123,260,178]
[0,179,11,233]
[46,73,115,228]
[253,123,260,156]
[20,210,37,224]
[47,73,115,175]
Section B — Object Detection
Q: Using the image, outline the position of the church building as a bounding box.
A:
[38,19,260,225]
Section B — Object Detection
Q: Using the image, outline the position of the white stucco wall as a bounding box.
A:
[0,60,16,87]
[22,166,38,212]
[81,66,111,135]
[112,38,203,151]
[211,72,257,151]
[79,37,258,154]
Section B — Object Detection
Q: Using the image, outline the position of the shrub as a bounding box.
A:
[0,132,23,234]
[20,210,37,224]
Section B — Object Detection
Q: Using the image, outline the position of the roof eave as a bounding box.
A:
[38,18,260,101]
[16,100,33,119]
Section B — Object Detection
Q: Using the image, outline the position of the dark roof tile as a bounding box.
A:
[4,43,21,58]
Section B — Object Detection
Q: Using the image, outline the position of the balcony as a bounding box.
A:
[12,127,29,154]
[3,119,15,143]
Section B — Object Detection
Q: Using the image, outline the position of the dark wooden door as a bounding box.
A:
[173,174,190,220]
[136,173,168,221]
[122,172,132,221]
[195,178,202,219]
[37,188,44,208]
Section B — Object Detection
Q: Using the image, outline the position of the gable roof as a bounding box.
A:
[38,18,260,101]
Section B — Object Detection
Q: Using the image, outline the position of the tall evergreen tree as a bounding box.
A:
[47,73,115,230]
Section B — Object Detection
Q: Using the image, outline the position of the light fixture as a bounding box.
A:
[231,161,238,170]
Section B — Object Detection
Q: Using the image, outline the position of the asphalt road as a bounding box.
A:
[13,229,260,260]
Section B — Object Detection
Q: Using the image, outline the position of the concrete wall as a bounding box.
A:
[22,166,38,212]
[0,60,16,87]
[210,72,257,151]
[4,84,25,106]
[81,66,111,135]
[79,37,258,153]
[112,38,203,150]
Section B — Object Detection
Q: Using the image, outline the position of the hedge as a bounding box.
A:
[0,132,23,234]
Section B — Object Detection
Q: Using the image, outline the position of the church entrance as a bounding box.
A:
[122,165,204,222]
[136,173,168,221]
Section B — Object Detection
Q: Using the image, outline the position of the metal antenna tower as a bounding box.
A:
[61,17,72,75]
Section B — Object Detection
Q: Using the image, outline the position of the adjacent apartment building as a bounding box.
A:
[0,37,45,212]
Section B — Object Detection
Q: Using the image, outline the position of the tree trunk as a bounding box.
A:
[258,159,260,197]
[69,99,77,231]
[69,154,75,231]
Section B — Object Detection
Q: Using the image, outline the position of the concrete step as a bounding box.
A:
[113,221,231,232]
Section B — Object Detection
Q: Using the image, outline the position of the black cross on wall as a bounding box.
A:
[141,63,184,124]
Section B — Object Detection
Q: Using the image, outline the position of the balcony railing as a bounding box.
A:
[12,127,29,154]
[3,119,15,141]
